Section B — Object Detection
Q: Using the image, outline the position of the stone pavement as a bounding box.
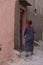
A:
[3,46,43,65]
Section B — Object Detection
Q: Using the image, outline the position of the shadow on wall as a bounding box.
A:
[34,14,43,41]
[27,9,43,41]
[14,0,20,50]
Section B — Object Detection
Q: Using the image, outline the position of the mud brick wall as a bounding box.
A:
[0,0,16,63]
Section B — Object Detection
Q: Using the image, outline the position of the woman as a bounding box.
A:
[24,21,35,57]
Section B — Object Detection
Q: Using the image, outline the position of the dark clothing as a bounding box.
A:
[24,26,35,52]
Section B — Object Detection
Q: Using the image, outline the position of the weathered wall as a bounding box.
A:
[27,0,34,9]
[0,0,16,63]
[14,0,20,50]
[33,14,43,41]
[27,8,43,41]
[35,0,43,15]
[26,0,43,41]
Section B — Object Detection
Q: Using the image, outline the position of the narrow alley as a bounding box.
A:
[0,0,43,65]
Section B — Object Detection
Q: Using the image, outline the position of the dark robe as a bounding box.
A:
[24,26,35,52]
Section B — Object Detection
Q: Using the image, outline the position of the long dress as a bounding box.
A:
[24,26,35,52]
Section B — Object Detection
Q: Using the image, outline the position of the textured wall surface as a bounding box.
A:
[14,0,20,50]
[35,0,43,15]
[0,0,16,63]
[27,0,43,41]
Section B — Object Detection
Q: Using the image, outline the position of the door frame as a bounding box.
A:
[20,8,25,50]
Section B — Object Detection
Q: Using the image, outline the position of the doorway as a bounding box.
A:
[20,8,25,50]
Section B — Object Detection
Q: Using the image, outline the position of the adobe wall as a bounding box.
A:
[0,0,16,63]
